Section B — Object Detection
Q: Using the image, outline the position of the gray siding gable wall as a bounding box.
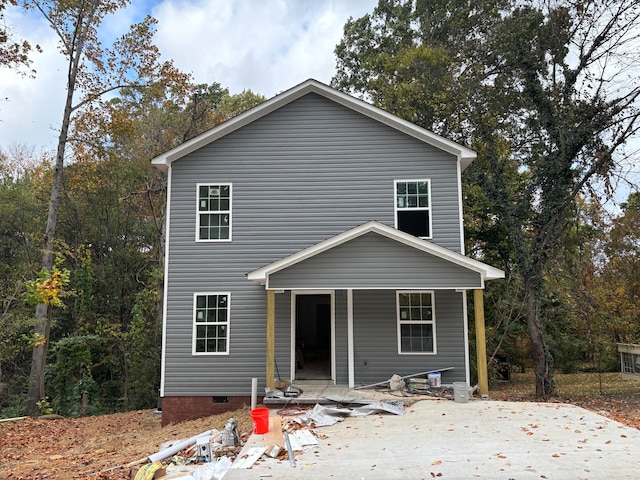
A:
[163,93,468,396]
[268,232,482,290]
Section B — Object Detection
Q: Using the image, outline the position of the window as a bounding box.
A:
[621,351,640,375]
[397,291,436,354]
[197,184,231,241]
[395,180,431,238]
[621,352,635,374]
[193,293,230,354]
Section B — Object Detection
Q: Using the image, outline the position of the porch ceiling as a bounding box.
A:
[248,221,504,290]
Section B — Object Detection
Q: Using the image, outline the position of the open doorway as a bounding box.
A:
[294,293,332,381]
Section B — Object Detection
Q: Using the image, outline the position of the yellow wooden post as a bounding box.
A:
[266,289,275,390]
[474,288,489,397]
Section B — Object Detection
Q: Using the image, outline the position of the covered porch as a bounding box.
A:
[248,221,504,397]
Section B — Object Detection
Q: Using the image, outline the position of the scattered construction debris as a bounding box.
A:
[103,373,465,479]
[101,419,245,480]
[227,399,407,473]
[354,367,455,390]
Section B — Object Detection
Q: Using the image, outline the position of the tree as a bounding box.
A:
[596,193,640,344]
[333,0,640,398]
[0,0,38,74]
[22,0,186,416]
[0,147,44,413]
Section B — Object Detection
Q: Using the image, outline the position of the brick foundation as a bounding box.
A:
[161,396,257,426]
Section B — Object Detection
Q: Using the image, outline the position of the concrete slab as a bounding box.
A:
[226,399,640,479]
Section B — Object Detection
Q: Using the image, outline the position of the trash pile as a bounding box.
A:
[124,418,244,480]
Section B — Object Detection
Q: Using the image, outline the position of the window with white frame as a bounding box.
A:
[620,351,640,375]
[197,184,231,241]
[397,291,435,354]
[193,293,229,354]
[395,180,431,238]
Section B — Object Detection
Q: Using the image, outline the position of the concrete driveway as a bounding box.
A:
[225,399,640,479]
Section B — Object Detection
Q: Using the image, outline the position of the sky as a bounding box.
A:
[0,0,378,151]
[0,0,636,209]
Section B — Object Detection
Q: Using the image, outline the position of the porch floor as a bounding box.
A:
[263,381,445,406]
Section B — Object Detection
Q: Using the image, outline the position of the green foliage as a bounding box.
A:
[23,259,71,308]
[48,335,100,416]
[36,397,53,415]
[1,2,268,417]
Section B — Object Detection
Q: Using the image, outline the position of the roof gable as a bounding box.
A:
[151,79,476,174]
[248,221,504,288]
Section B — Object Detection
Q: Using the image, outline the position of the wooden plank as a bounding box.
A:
[474,289,489,397]
[263,416,284,457]
[266,290,275,390]
[0,416,27,423]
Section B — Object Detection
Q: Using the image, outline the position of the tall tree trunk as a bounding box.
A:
[23,11,86,415]
[526,282,555,399]
[23,111,71,415]
[24,119,70,415]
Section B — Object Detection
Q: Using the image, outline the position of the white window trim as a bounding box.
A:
[192,292,231,356]
[396,290,437,355]
[394,179,433,240]
[195,183,232,242]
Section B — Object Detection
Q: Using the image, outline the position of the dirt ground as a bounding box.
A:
[2,380,640,479]
[0,407,255,480]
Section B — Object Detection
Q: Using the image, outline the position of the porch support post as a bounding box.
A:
[474,288,489,397]
[266,289,275,390]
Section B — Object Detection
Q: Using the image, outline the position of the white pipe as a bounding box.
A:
[251,377,258,410]
[148,429,214,463]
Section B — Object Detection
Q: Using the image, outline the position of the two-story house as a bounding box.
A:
[151,79,504,425]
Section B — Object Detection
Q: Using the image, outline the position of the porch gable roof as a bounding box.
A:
[247,221,505,290]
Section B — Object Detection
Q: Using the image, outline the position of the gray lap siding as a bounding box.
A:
[352,290,467,386]
[163,93,468,396]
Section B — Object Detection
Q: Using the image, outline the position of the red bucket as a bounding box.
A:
[250,407,269,434]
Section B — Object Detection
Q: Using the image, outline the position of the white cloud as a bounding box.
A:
[0,0,377,151]
[0,8,67,150]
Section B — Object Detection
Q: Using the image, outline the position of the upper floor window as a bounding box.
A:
[395,180,431,238]
[397,291,436,354]
[193,293,230,355]
[197,184,231,241]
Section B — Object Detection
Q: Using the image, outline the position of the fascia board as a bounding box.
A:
[320,86,476,168]
[369,223,504,280]
[248,221,505,284]
[247,221,379,284]
[151,82,313,173]
[151,79,476,173]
